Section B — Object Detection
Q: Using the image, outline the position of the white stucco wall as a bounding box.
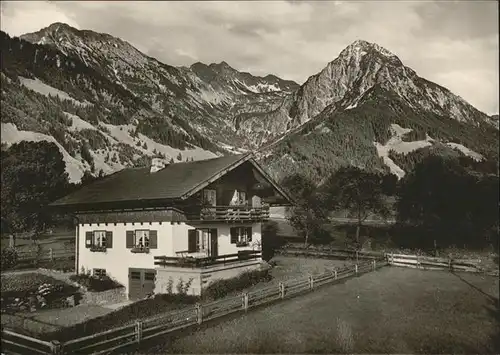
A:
[78,221,263,298]
[78,221,174,295]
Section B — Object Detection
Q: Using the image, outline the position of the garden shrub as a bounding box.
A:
[1,273,79,313]
[69,274,123,292]
[202,269,272,300]
[1,247,18,270]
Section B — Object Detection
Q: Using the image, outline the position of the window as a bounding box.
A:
[93,268,106,278]
[135,230,149,248]
[203,189,217,206]
[93,231,107,247]
[230,190,247,206]
[85,231,112,250]
[188,229,209,252]
[126,230,158,250]
[188,228,217,253]
[230,227,252,245]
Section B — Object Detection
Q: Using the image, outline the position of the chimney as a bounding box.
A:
[150,158,166,173]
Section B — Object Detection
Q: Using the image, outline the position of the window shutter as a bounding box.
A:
[105,231,113,248]
[210,228,217,239]
[188,229,197,252]
[149,230,158,249]
[246,227,252,242]
[126,231,134,248]
[85,232,93,248]
[230,227,238,244]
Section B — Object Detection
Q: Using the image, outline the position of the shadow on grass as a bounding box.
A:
[451,271,497,302]
[124,276,360,354]
[450,271,499,354]
[486,298,500,354]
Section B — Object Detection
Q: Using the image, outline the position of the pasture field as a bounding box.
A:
[137,267,499,354]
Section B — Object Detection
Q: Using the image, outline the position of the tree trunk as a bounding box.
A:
[355,224,361,246]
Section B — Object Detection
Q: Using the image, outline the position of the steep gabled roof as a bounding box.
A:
[50,153,293,209]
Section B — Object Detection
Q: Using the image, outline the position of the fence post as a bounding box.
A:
[416,254,420,269]
[196,303,203,324]
[49,248,53,261]
[334,269,338,280]
[279,282,285,299]
[372,259,376,271]
[309,275,314,290]
[448,256,452,271]
[50,340,62,355]
[135,320,142,344]
[390,253,394,265]
[355,264,358,276]
[242,293,249,312]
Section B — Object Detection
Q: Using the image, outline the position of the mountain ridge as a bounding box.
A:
[1,23,497,184]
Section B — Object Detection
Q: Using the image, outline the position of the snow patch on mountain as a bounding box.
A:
[246,82,281,93]
[446,142,484,162]
[19,77,91,106]
[374,123,433,179]
[66,112,97,131]
[374,123,484,178]
[1,122,85,182]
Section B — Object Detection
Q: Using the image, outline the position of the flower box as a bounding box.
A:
[90,245,107,252]
[236,241,249,247]
[131,247,150,254]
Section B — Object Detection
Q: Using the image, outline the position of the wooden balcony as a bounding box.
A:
[186,205,270,222]
[154,250,262,268]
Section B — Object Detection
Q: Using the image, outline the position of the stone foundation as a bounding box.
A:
[81,287,127,306]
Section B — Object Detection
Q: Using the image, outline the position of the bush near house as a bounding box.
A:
[69,274,123,292]
[202,269,272,301]
[1,247,18,270]
[1,273,79,313]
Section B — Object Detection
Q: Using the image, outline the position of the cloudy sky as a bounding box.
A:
[1,1,498,114]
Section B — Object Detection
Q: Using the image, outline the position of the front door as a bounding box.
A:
[209,229,218,258]
[128,268,156,300]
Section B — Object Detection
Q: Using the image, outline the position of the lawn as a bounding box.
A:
[137,267,499,354]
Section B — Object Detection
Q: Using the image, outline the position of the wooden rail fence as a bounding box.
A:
[15,248,74,262]
[1,259,386,354]
[386,253,496,275]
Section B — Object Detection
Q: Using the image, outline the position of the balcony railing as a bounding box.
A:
[154,250,262,268]
[186,205,270,222]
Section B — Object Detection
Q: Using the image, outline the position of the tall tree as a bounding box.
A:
[397,155,499,250]
[1,141,71,237]
[322,167,390,249]
[281,174,326,246]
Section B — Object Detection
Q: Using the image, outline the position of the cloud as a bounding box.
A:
[0,0,498,114]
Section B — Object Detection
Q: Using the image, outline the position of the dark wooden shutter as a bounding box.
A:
[105,231,113,248]
[246,227,252,242]
[188,229,197,252]
[230,227,238,244]
[85,232,93,248]
[149,230,158,249]
[210,229,217,239]
[126,231,134,248]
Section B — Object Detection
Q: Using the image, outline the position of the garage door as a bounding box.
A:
[128,268,156,300]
